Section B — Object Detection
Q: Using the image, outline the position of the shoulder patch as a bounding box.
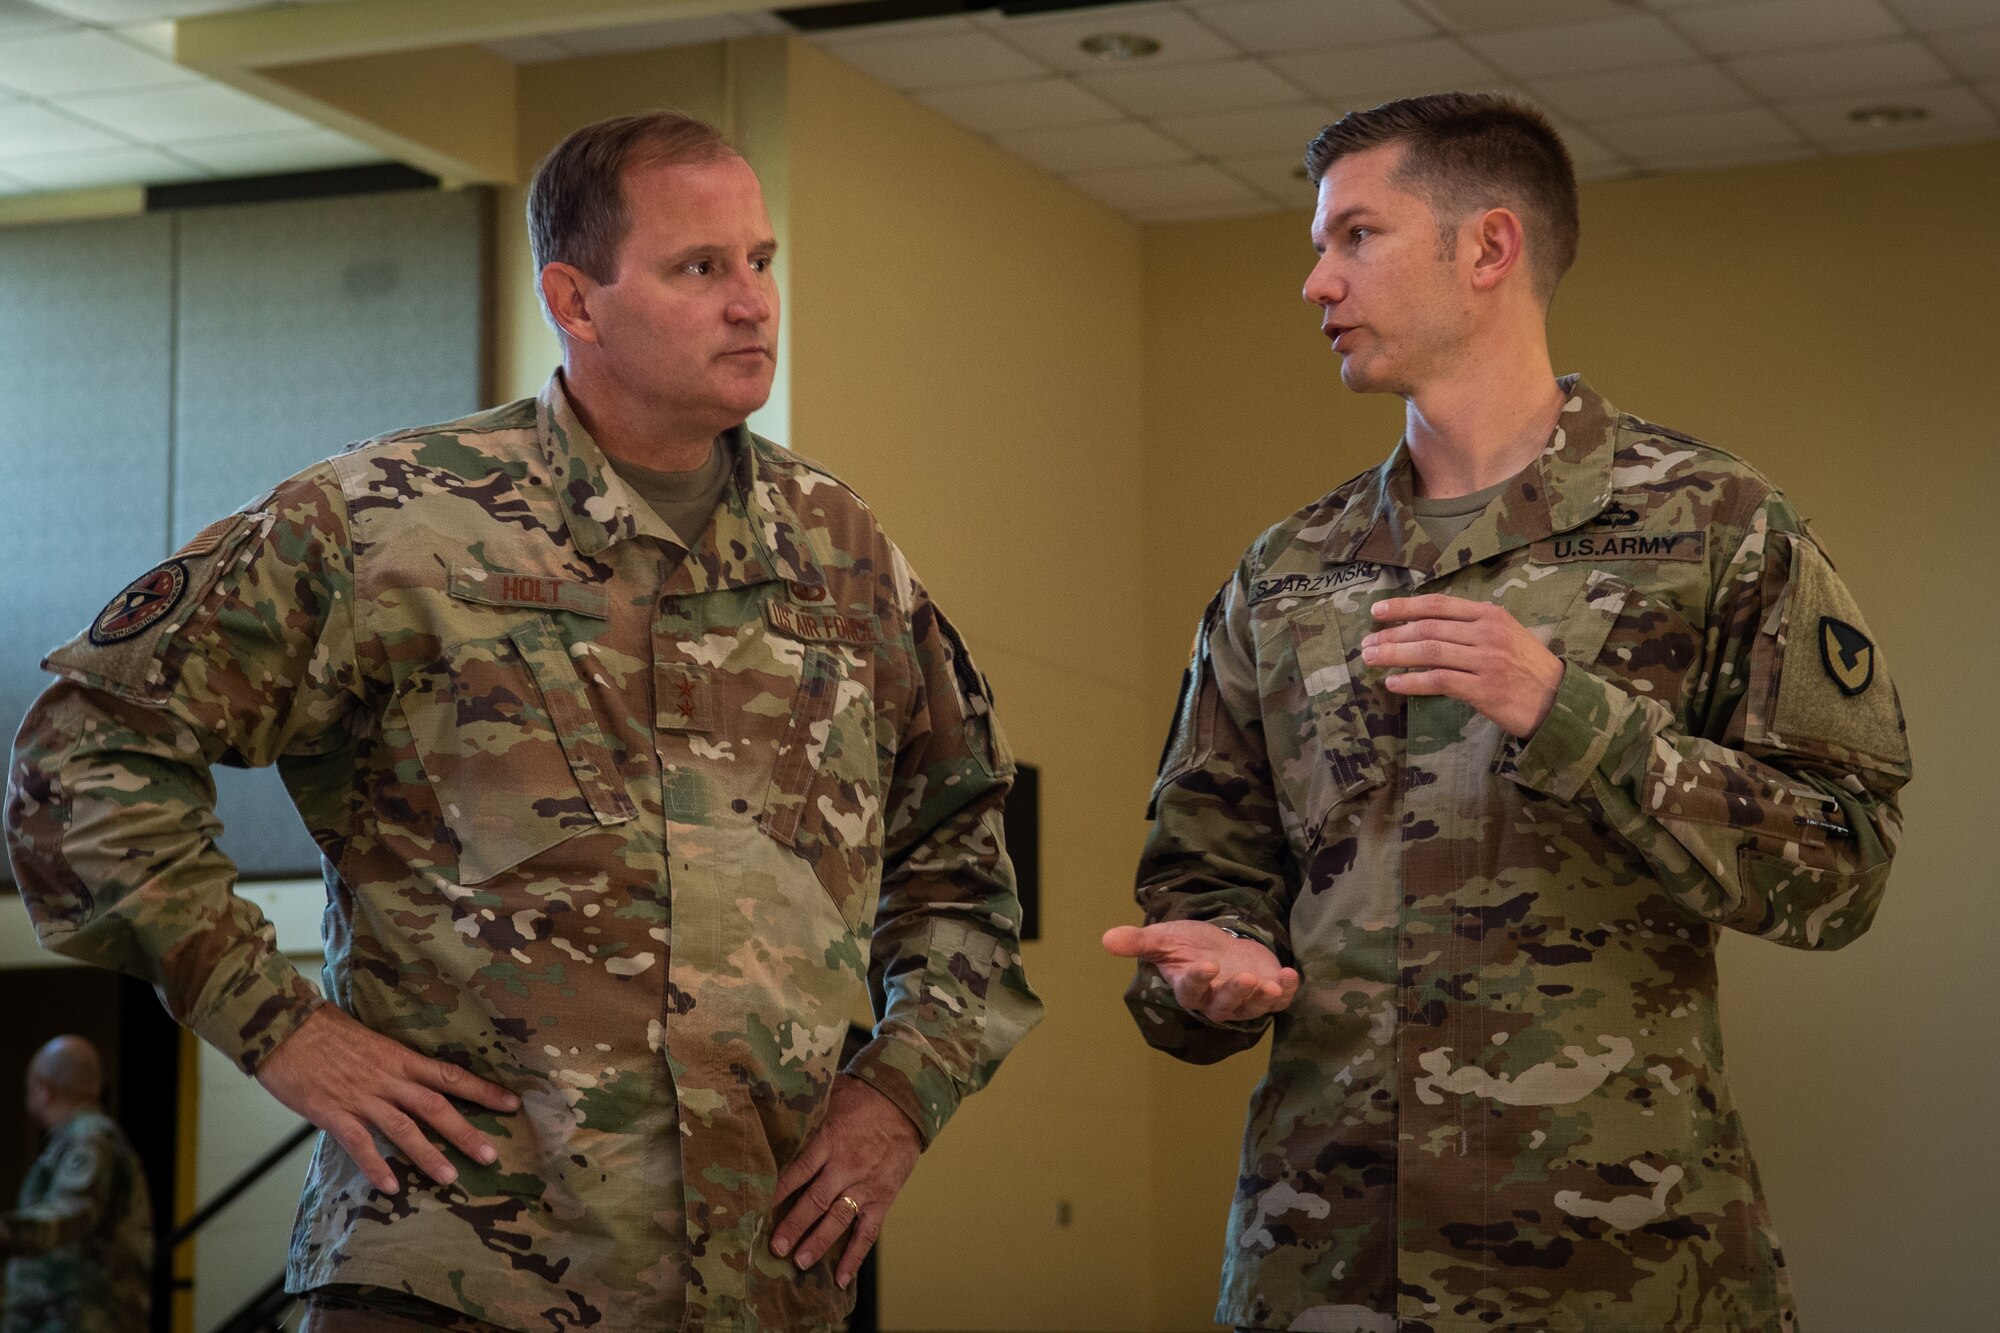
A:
[1819,617,1874,696]
[89,561,188,645]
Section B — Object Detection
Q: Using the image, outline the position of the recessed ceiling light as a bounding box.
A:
[1078,32,1160,62]
[1847,104,1929,127]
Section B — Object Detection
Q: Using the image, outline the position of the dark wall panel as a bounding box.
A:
[2,188,485,885]
[0,215,175,796]
[171,188,486,535]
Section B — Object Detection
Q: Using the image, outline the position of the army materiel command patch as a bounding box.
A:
[89,562,188,645]
[1819,616,1874,695]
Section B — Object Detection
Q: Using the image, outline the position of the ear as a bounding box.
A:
[540,262,602,345]
[1466,206,1528,294]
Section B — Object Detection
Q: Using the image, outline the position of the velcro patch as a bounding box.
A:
[89,562,188,645]
[1250,563,1385,604]
[449,567,609,619]
[765,600,881,644]
[1533,531,1705,564]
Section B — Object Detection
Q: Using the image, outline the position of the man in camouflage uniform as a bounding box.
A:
[1,1036,152,1333]
[1106,94,1908,1333]
[5,112,1040,1332]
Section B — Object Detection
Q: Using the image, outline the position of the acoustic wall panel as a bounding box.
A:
[0,214,175,821]
[1,186,486,886]
[174,188,486,875]
[171,188,486,535]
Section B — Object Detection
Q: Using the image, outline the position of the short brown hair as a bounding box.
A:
[527,110,740,284]
[1304,92,1579,300]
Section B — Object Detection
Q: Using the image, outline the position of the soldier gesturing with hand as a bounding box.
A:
[1109,93,1908,1333]
[1101,922,1299,1024]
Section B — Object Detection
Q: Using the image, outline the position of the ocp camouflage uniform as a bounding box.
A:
[5,373,1042,1333]
[1,1108,153,1333]
[1130,378,1909,1333]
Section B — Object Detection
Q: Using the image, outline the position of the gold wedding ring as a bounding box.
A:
[839,1194,861,1216]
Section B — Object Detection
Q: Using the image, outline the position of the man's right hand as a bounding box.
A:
[253,1006,521,1194]
[1101,920,1300,1024]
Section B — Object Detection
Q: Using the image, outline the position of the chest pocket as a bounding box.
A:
[401,613,635,885]
[1285,603,1387,847]
[1542,567,1699,711]
[758,641,885,930]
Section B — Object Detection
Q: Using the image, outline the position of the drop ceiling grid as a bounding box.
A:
[0,0,376,198]
[799,0,2000,223]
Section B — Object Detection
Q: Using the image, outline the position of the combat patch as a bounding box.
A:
[765,600,881,645]
[1533,531,1705,564]
[1818,616,1874,696]
[1250,563,1384,604]
[88,562,188,645]
[448,566,609,618]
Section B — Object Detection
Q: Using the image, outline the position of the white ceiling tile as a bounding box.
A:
[1463,14,1699,79]
[484,36,574,65]
[1067,159,1262,212]
[60,81,316,140]
[1631,142,1820,173]
[1592,104,1805,157]
[1671,0,1906,56]
[1781,82,1999,147]
[820,29,1046,91]
[1156,100,1340,156]
[24,0,266,19]
[1272,36,1505,102]
[0,167,36,195]
[1078,56,1301,117]
[1135,197,1281,223]
[915,77,1124,134]
[0,1,76,38]
[1188,0,1437,55]
[0,28,195,98]
[1574,159,1641,181]
[992,118,1191,174]
[0,99,127,155]
[1544,118,1624,168]
[1529,61,1753,120]
[112,21,174,56]
[1727,38,1954,99]
[1423,0,1639,31]
[561,15,754,56]
[3,142,205,189]
[1881,0,2000,32]
[980,4,1240,74]
[169,126,384,176]
[1939,25,2000,79]
[1220,149,1317,202]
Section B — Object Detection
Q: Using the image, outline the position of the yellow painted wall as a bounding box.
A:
[1140,140,2000,1331]
[784,40,1160,1332]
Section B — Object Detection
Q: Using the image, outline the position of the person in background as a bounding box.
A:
[1,1035,152,1333]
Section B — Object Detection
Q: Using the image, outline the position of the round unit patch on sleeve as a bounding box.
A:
[1819,616,1874,696]
[89,561,189,645]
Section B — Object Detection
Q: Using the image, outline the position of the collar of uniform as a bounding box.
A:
[668,426,824,595]
[535,372,684,556]
[1318,374,1618,578]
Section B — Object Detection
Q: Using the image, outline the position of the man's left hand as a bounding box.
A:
[770,1074,922,1289]
[1364,594,1565,737]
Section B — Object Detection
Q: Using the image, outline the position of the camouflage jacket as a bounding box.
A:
[5,374,1042,1333]
[1131,379,1910,1333]
[1,1108,153,1333]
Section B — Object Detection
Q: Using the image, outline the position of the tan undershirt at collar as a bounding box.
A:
[1411,471,1518,548]
[606,437,733,549]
